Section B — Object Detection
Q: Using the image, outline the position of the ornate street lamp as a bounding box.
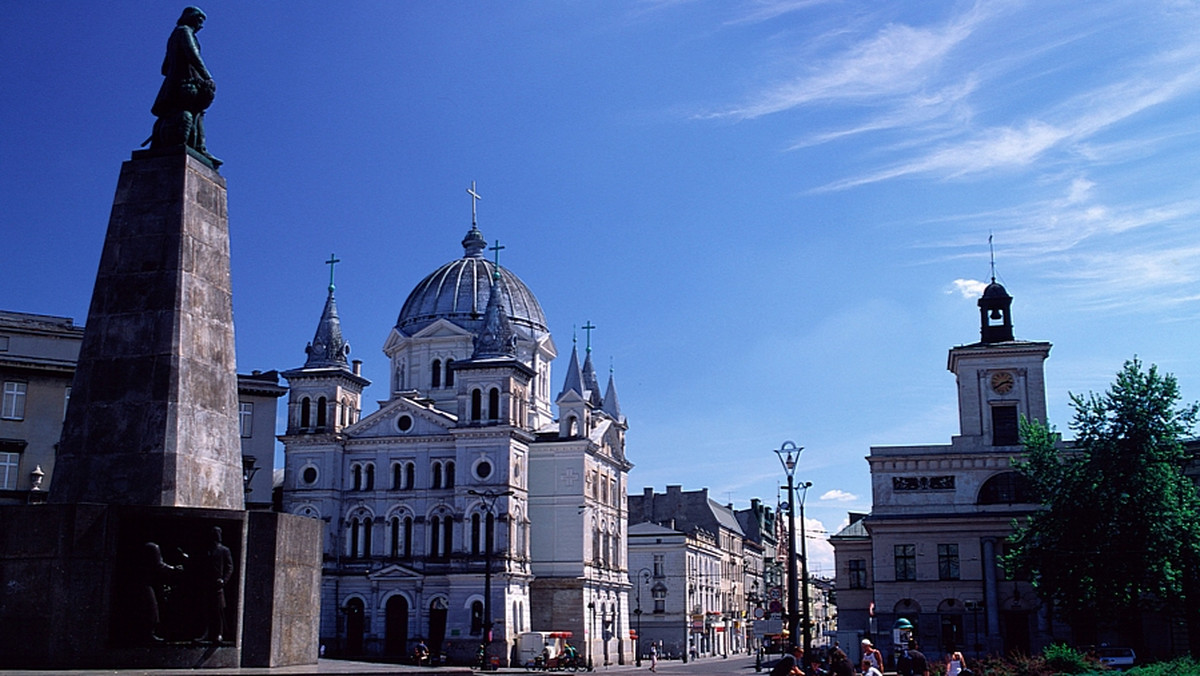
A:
[633,568,650,666]
[468,488,514,670]
[797,480,813,660]
[774,441,802,653]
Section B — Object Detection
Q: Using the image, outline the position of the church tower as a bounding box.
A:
[281,257,370,437]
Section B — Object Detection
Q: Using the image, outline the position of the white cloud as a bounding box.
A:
[819,489,857,502]
[708,7,990,120]
[951,278,988,298]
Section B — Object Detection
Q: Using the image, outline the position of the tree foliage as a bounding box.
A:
[1004,358,1200,641]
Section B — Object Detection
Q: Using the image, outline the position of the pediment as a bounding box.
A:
[412,318,474,340]
[346,395,457,438]
[368,563,423,581]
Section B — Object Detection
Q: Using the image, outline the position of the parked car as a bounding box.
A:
[1096,646,1135,670]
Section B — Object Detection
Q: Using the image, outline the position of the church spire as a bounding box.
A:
[557,342,584,401]
[602,365,622,420]
[304,254,351,368]
[472,249,517,359]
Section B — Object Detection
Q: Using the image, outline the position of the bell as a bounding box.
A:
[990,308,1002,320]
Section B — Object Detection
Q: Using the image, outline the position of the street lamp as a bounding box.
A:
[468,488,514,670]
[774,441,803,653]
[633,568,650,666]
[797,480,813,660]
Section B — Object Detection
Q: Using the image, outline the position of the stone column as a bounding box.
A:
[982,537,1001,646]
[51,149,244,509]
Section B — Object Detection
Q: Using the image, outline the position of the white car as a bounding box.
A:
[1096,646,1135,670]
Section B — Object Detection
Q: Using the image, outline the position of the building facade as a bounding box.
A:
[831,280,1057,663]
[0,311,83,503]
[280,221,632,666]
[628,486,748,659]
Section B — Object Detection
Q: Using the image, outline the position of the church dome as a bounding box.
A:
[396,226,549,339]
[981,280,1011,299]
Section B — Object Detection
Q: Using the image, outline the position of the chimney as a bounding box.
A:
[352,359,362,376]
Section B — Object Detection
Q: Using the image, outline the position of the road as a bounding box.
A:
[496,653,764,675]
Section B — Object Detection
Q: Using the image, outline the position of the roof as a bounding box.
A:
[396,226,548,339]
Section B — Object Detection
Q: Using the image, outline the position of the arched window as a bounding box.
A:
[486,511,495,554]
[349,517,360,558]
[392,463,403,490]
[488,388,500,421]
[430,515,441,558]
[352,464,363,491]
[445,359,455,387]
[390,517,401,557]
[471,514,482,556]
[443,514,453,557]
[470,600,484,636]
[340,398,349,427]
[432,359,442,388]
[403,517,413,558]
[445,461,455,488]
[471,390,482,421]
[432,462,443,489]
[300,397,311,428]
[362,517,373,556]
[365,464,375,491]
[316,396,327,428]
[405,462,415,490]
[979,471,1034,504]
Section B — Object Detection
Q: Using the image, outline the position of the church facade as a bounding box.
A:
[280,216,631,666]
[831,279,1062,663]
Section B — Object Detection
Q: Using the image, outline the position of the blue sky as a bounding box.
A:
[4,1,1200,573]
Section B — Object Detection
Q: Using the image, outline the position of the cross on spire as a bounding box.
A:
[467,181,482,227]
[582,321,596,353]
[325,253,341,291]
[489,240,505,280]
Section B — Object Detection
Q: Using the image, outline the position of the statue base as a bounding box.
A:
[0,504,321,669]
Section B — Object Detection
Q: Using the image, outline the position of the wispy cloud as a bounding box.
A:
[706,6,991,119]
[819,489,857,502]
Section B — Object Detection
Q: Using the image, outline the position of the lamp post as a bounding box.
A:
[774,441,802,653]
[633,568,650,666]
[797,480,813,659]
[469,488,514,670]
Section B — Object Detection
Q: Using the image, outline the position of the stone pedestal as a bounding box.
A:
[242,511,323,667]
[0,147,322,669]
[50,148,243,509]
[0,503,246,669]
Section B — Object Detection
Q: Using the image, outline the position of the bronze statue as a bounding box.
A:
[148,7,221,167]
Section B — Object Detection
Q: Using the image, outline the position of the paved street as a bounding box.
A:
[493,653,761,675]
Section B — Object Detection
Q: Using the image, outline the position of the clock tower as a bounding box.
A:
[947,280,1051,450]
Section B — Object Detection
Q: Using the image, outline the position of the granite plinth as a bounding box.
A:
[242,512,323,667]
[0,504,246,669]
[50,149,243,509]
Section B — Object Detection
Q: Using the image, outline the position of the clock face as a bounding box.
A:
[990,371,1015,394]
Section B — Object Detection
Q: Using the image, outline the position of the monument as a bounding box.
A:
[0,8,321,669]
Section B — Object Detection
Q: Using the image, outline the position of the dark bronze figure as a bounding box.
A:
[148,7,221,167]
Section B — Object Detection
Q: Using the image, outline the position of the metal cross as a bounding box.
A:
[489,240,506,281]
[582,321,596,352]
[325,253,341,291]
[467,181,482,227]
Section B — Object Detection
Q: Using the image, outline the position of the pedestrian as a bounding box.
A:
[861,638,883,675]
[897,640,929,676]
[650,642,658,672]
[828,648,855,676]
[946,650,966,676]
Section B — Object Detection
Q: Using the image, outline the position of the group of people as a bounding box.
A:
[768,638,969,676]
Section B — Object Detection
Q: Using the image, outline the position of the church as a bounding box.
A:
[280,198,633,666]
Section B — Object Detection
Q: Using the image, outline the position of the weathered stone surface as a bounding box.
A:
[50,149,243,510]
[241,512,323,667]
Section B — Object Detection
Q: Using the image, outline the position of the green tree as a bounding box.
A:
[1005,358,1200,651]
